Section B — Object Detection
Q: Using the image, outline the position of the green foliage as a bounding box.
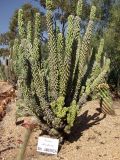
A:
[104,2,120,92]
[0,4,40,47]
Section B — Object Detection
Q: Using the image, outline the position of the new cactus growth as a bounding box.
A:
[13,0,114,138]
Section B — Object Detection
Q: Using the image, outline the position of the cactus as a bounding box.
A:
[13,0,114,138]
[0,64,6,80]
[0,57,15,82]
[98,83,115,115]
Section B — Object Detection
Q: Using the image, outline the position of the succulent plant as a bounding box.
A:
[13,0,114,138]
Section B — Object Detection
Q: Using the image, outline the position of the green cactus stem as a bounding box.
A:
[64,100,78,133]
[76,0,83,17]
[51,96,68,118]
[27,21,32,44]
[18,9,26,39]
[57,33,64,85]
[60,15,74,96]
[74,6,96,100]
[46,10,59,100]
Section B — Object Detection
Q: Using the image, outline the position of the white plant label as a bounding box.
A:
[37,137,59,155]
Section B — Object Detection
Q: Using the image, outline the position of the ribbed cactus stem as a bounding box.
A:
[30,39,55,122]
[74,38,81,73]
[13,39,19,58]
[18,9,26,39]
[64,100,78,133]
[86,59,110,95]
[34,13,41,39]
[13,39,19,76]
[27,21,32,43]
[46,10,59,100]
[46,0,53,10]
[98,84,115,115]
[18,45,27,80]
[57,33,64,85]
[0,65,6,80]
[90,6,96,20]
[32,38,41,67]
[51,96,68,118]
[74,6,96,100]
[18,40,42,117]
[30,36,55,125]
[76,0,83,16]
[96,38,104,63]
[86,38,105,88]
[74,16,81,40]
[60,15,74,96]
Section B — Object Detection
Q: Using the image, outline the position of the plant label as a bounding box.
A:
[37,136,59,155]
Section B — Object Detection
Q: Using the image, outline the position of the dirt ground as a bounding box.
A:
[0,83,120,160]
[0,81,15,121]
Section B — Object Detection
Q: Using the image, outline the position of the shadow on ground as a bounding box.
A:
[67,109,106,142]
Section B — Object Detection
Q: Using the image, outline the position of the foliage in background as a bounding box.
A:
[104,1,120,94]
[0,3,40,48]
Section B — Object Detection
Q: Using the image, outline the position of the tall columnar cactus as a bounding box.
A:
[27,21,32,44]
[76,0,83,17]
[13,0,114,137]
[12,39,20,77]
[18,9,26,39]
[57,33,64,83]
[46,10,59,100]
[60,15,74,96]
[74,6,96,100]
